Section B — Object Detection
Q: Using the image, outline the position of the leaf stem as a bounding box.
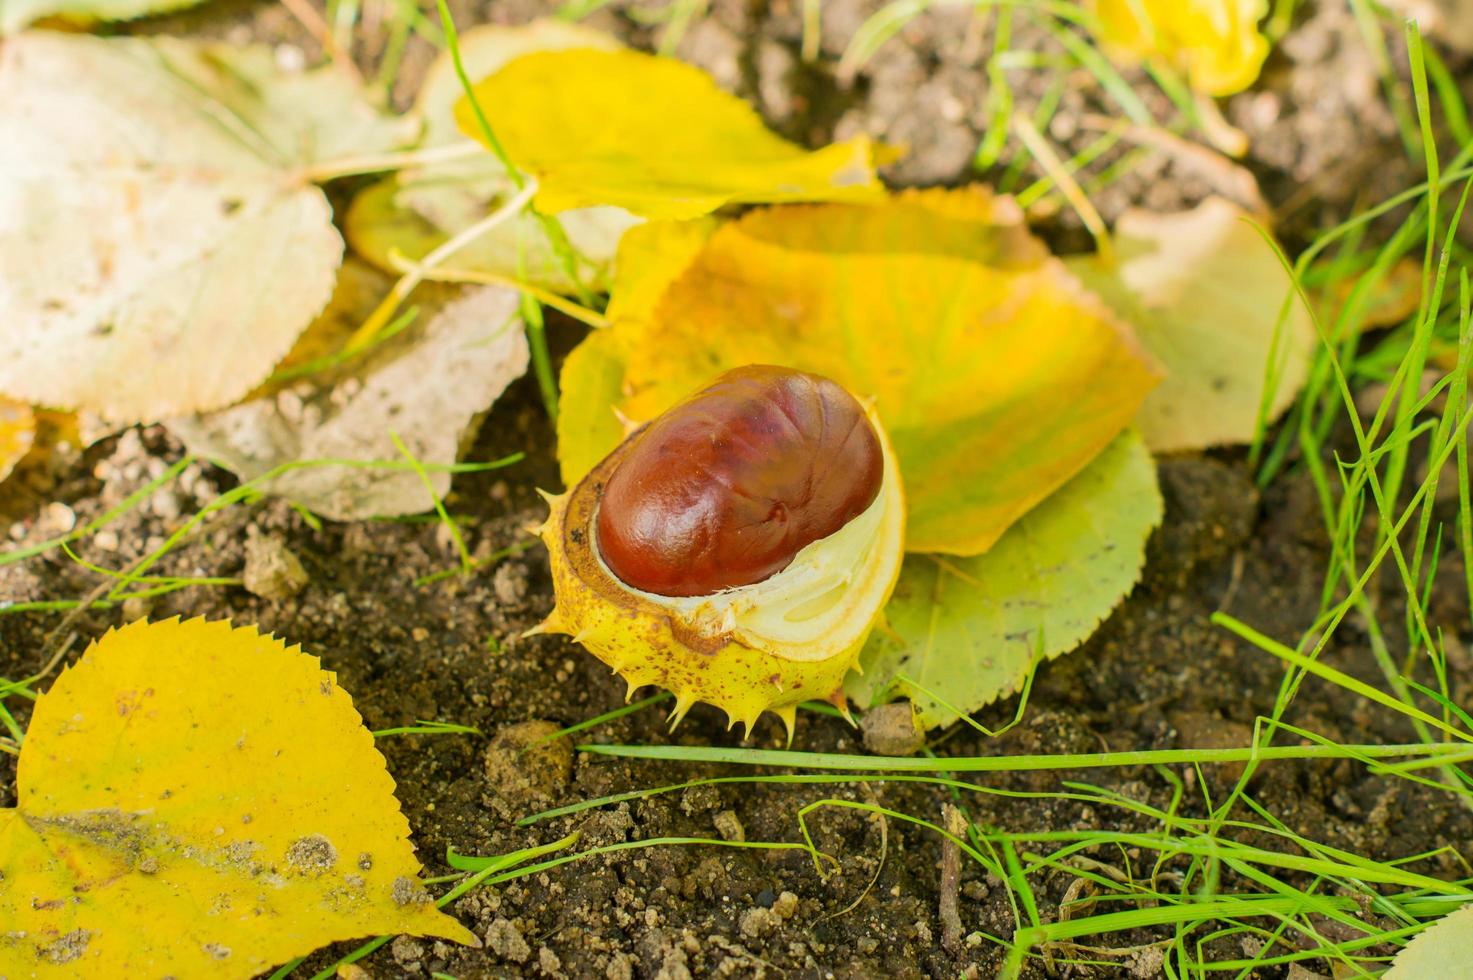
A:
[296,141,485,184]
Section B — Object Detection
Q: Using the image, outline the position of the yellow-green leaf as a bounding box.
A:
[0,32,416,424]
[345,177,637,295]
[348,22,639,295]
[849,431,1161,729]
[557,189,1160,555]
[0,396,35,483]
[1066,198,1314,453]
[1087,0,1270,97]
[0,618,476,977]
[454,48,892,219]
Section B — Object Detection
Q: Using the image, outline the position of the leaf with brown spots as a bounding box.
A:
[0,618,476,977]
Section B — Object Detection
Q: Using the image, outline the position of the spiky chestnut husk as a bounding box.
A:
[532,366,906,740]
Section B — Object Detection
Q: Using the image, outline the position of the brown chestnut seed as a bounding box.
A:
[595,365,884,598]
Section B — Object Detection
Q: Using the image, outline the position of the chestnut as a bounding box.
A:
[531,365,905,738]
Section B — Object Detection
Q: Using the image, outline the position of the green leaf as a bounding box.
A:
[1386,903,1473,979]
[849,430,1161,729]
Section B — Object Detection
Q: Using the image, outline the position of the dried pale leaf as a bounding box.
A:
[559,189,1160,554]
[556,219,718,487]
[849,431,1161,729]
[167,274,529,520]
[0,396,35,483]
[348,21,638,294]
[1385,903,1473,979]
[0,618,476,977]
[0,33,415,423]
[1088,0,1270,96]
[455,48,892,219]
[1067,197,1314,453]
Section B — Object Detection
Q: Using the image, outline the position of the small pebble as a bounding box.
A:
[712,810,745,842]
[243,534,309,601]
[861,702,926,756]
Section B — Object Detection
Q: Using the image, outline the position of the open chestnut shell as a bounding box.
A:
[532,365,906,738]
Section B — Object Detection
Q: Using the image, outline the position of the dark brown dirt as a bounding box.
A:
[5,2,1473,978]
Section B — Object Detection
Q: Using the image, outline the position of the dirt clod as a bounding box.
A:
[486,917,532,963]
[284,834,337,876]
[483,720,573,819]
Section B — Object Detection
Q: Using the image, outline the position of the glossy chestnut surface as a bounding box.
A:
[595,365,883,597]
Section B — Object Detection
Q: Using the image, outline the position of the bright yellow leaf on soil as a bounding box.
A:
[1066,197,1315,453]
[347,22,639,296]
[1088,0,1270,97]
[0,396,35,483]
[557,188,1161,555]
[454,48,892,219]
[0,618,477,977]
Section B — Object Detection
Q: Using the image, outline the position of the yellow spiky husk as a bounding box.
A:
[534,405,905,741]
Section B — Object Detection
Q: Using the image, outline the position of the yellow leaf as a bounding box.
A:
[555,220,719,488]
[0,618,477,977]
[455,48,892,219]
[1088,0,1270,97]
[347,22,640,296]
[0,396,35,483]
[1066,197,1315,453]
[557,189,1160,555]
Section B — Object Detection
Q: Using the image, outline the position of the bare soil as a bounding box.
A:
[4,1,1473,977]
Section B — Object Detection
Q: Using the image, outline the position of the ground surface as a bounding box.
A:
[4,1,1473,978]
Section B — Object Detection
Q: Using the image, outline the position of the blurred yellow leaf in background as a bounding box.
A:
[1089,0,1270,96]
[0,396,35,484]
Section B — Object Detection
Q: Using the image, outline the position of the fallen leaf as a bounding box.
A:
[1312,256,1424,334]
[346,178,638,295]
[555,219,718,487]
[0,618,476,977]
[848,430,1161,729]
[455,47,892,219]
[0,0,203,33]
[0,396,35,483]
[1067,197,1314,453]
[1385,903,1473,979]
[0,32,417,424]
[1087,0,1270,96]
[168,267,528,521]
[348,21,639,294]
[557,189,1160,555]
